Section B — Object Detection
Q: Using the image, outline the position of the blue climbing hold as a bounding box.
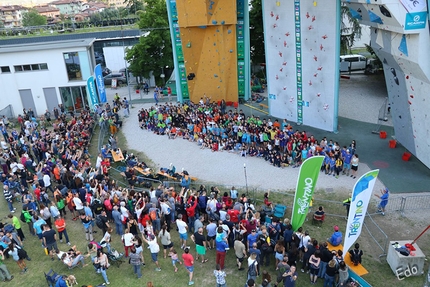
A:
[398,34,408,57]
[214,74,218,77]
[368,10,383,24]
[349,8,362,20]
[227,29,231,34]
[212,20,217,24]
[221,21,225,25]
[229,50,233,53]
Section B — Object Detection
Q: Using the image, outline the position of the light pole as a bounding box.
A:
[244,163,249,196]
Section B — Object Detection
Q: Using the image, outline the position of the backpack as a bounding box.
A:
[248,260,257,276]
[150,209,157,221]
[20,212,26,223]
[17,246,28,260]
[95,215,104,229]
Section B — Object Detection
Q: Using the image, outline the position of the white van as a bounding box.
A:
[340,54,368,72]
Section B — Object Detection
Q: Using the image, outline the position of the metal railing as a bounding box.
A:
[97,120,108,153]
[363,212,389,259]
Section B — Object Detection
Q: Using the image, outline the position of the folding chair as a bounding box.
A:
[44,269,62,287]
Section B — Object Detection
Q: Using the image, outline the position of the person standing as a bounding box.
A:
[214,264,227,287]
[167,86,172,102]
[54,215,71,245]
[283,265,298,287]
[111,206,123,236]
[129,246,143,279]
[33,215,46,245]
[8,243,27,273]
[3,185,15,213]
[79,212,94,242]
[350,154,359,179]
[323,259,337,287]
[342,194,351,220]
[0,250,13,282]
[309,249,321,284]
[215,228,229,270]
[182,247,195,286]
[375,188,389,216]
[191,227,208,263]
[42,224,58,261]
[234,234,247,271]
[8,214,24,241]
[176,214,189,249]
[143,234,162,271]
[94,250,110,285]
[122,228,134,257]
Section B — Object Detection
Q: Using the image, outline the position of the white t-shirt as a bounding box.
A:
[176,219,188,234]
[43,174,51,187]
[122,232,134,247]
[73,197,83,210]
[148,239,160,253]
[302,235,311,248]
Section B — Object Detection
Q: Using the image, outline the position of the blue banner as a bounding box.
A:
[94,64,107,103]
[86,76,99,111]
[405,12,427,30]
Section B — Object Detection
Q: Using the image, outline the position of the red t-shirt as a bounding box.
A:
[182,253,194,267]
[227,209,240,223]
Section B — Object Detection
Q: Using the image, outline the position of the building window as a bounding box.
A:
[13,63,48,72]
[63,52,82,81]
[59,86,89,112]
[0,66,10,73]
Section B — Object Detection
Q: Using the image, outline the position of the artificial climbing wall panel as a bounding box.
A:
[175,0,238,103]
[263,0,339,132]
[345,0,430,168]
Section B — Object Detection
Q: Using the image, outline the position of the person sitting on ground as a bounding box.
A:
[348,243,363,266]
[327,225,342,247]
[314,206,325,220]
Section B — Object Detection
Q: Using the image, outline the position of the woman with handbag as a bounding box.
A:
[94,249,110,285]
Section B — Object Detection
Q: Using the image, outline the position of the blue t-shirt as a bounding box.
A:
[33,219,46,234]
[247,233,258,248]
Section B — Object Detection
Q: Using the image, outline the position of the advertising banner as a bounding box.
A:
[291,156,324,231]
[343,170,380,256]
[86,76,99,111]
[94,64,107,103]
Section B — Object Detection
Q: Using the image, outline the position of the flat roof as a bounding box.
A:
[0,38,95,54]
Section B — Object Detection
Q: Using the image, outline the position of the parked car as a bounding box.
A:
[340,54,368,72]
[103,73,127,85]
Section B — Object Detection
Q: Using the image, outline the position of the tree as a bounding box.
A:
[125,0,172,83]
[22,9,47,27]
[340,5,362,55]
[123,0,145,15]
[249,0,265,68]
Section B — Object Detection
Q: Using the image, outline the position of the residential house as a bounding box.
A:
[34,5,60,22]
[106,0,127,8]
[49,0,84,16]
[0,5,28,28]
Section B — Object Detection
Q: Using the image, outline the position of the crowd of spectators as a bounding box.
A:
[0,100,362,287]
[136,101,359,178]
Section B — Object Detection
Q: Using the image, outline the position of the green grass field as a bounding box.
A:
[0,127,427,287]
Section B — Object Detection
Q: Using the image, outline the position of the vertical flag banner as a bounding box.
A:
[291,156,325,231]
[343,169,380,256]
[86,76,99,111]
[94,64,107,103]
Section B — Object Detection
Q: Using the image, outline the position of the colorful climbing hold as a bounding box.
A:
[212,20,217,24]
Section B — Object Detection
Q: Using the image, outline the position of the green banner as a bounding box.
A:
[291,156,324,231]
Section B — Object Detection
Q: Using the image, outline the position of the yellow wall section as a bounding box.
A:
[176,0,238,103]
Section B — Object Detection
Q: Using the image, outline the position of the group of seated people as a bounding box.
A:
[136,101,357,173]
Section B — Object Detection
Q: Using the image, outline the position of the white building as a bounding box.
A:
[0,38,96,116]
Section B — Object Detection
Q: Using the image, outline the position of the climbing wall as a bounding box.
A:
[170,0,240,103]
[262,0,340,132]
[345,0,430,168]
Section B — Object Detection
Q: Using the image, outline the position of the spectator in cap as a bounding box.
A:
[327,226,343,247]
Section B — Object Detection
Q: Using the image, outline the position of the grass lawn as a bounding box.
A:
[1,127,427,287]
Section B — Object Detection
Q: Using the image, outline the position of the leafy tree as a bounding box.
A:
[22,9,47,27]
[340,5,362,55]
[249,0,265,67]
[125,0,171,82]
[123,0,145,15]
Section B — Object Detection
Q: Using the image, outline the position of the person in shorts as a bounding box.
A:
[176,214,188,249]
[42,224,58,261]
[191,227,208,263]
[182,247,194,286]
[143,234,162,271]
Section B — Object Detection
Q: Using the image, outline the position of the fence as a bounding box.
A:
[97,120,108,153]
[363,212,389,258]
[0,104,14,119]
